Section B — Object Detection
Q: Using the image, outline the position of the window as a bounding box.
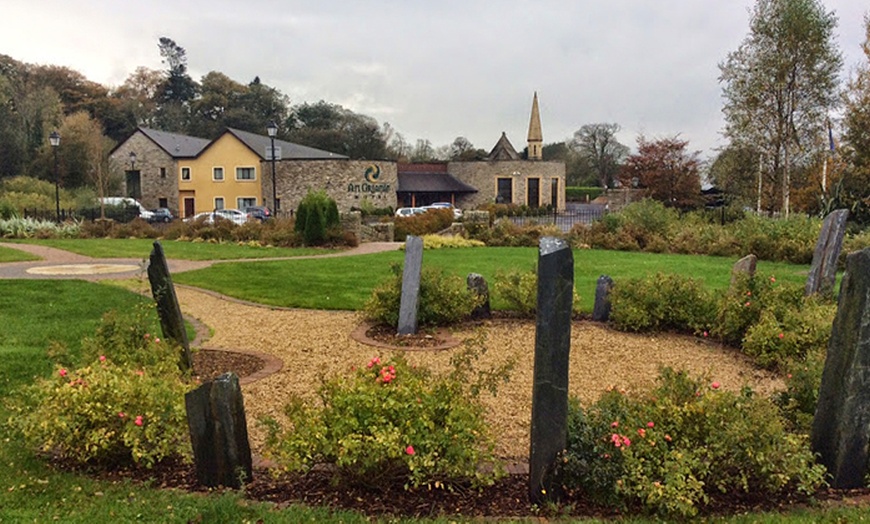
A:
[214,197,225,210]
[213,167,224,181]
[158,197,168,208]
[181,167,191,181]
[496,178,513,204]
[527,177,540,208]
[160,167,167,179]
[237,197,257,209]
[235,167,255,180]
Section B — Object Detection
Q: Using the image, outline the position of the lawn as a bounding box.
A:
[0,279,867,521]
[172,247,811,312]
[0,244,39,262]
[11,238,339,260]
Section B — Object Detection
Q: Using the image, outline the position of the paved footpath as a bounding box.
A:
[0,241,404,280]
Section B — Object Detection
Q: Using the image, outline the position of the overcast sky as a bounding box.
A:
[2,1,867,159]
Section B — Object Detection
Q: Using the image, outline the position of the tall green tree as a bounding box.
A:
[154,37,198,133]
[569,123,629,189]
[719,0,842,216]
[839,15,870,223]
[286,100,386,159]
[708,145,762,209]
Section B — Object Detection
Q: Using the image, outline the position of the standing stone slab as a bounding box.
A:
[397,235,423,335]
[806,209,849,297]
[466,273,491,320]
[147,241,192,372]
[185,372,253,489]
[811,248,870,489]
[730,254,757,286]
[529,237,574,504]
[592,275,613,322]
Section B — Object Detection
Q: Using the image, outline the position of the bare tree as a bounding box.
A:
[569,123,629,189]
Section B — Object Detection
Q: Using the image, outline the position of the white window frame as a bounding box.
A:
[213,166,224,181]
[235,166,256,181]
[181,167,191,181]
[214,197,225,210]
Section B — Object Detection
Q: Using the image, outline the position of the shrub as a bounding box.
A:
[492,266,583,318]
[470,218,563,247]
[261,337,511,489]
[363,263,481,327]
[559,368,826,519]
[6,309,192,469]
[295,190,341,245]
[776,347,826,432]
[609,273,716,334]
[419,234,485,249]
[394,208,454,241]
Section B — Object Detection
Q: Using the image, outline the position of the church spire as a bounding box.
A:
[527,92,542,161]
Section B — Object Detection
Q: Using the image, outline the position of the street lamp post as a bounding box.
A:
[49,131,60,222]
[267,121,278,216]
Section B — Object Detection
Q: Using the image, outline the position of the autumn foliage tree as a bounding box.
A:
[620,136,704,210]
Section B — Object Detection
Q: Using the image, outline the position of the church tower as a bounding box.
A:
[527,92,543,161]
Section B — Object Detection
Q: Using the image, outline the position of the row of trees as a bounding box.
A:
[2,1,870,220]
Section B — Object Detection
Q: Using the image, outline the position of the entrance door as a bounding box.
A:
[183,198,195,218]
[125,170,141,199]
[527,178,540,208]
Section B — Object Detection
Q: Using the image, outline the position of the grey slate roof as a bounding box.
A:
[397,172,478,193]
[488,132,520,161]
[139,127,210,158]
[225,128,348,160]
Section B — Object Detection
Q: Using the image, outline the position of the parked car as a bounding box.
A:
[395,207,426,217]
[99,197,154,221]
[147,208,174,223]
[423,202,463,219]
[244,205,272,221]
[184,208,250,225]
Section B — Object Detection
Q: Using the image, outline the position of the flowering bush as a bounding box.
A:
[609,272,716,334]
[262,336,512,489]
[6,308,193,468]
[364,263,481,327]
[559,368,826,519]
[492,265,582,318]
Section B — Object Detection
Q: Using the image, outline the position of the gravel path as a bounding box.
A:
[1,240,783,459]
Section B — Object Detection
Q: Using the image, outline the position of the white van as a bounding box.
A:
[99,197,154,220]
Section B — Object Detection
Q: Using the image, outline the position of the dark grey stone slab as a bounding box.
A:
[397,235,423,335]
[592,275,613,322]
[529,236,573,504]
[811,247,870,488]
[147,241,192,372]
[185,372,253,489]
[467,272,491,320]
[806,209,849,297]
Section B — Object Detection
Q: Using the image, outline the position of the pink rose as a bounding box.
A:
[59,368,67,377]
[647,421,655,428]
[134,416,143,426]
[99,355,106,362]
[118,412,126,418]
[405,445,415,455]
[711,381,720,390]
[778,333,784,339]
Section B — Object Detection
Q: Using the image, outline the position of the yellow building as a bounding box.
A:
[179,129,265,216]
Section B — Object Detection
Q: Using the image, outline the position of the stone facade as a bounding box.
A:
[108,132,181,212]
[264,159,398,214]
[448,160,566,210]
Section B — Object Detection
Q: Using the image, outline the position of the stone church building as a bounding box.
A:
[109,93,564,217]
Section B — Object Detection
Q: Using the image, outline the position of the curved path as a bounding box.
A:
[0,241,403,280]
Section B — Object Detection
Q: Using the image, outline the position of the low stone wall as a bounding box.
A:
[361,222,395,242]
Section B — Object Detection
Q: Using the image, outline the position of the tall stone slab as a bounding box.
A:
[529,237,574,504]
[185,372,253,489]
[811,248,870,489]
[397,235,423,335]
[806,209,849,297]
[592,275,613,322]
[147,241,193,372]
[466,273,491,320]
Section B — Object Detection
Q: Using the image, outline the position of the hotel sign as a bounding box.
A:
[347,164,391,194]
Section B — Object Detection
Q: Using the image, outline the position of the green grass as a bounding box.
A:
[12,238,340,260]
[0,244,39,262]
[173,247,810,312]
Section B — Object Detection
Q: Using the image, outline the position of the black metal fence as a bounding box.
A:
[22,206,141,223]
[505,204,608,232]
